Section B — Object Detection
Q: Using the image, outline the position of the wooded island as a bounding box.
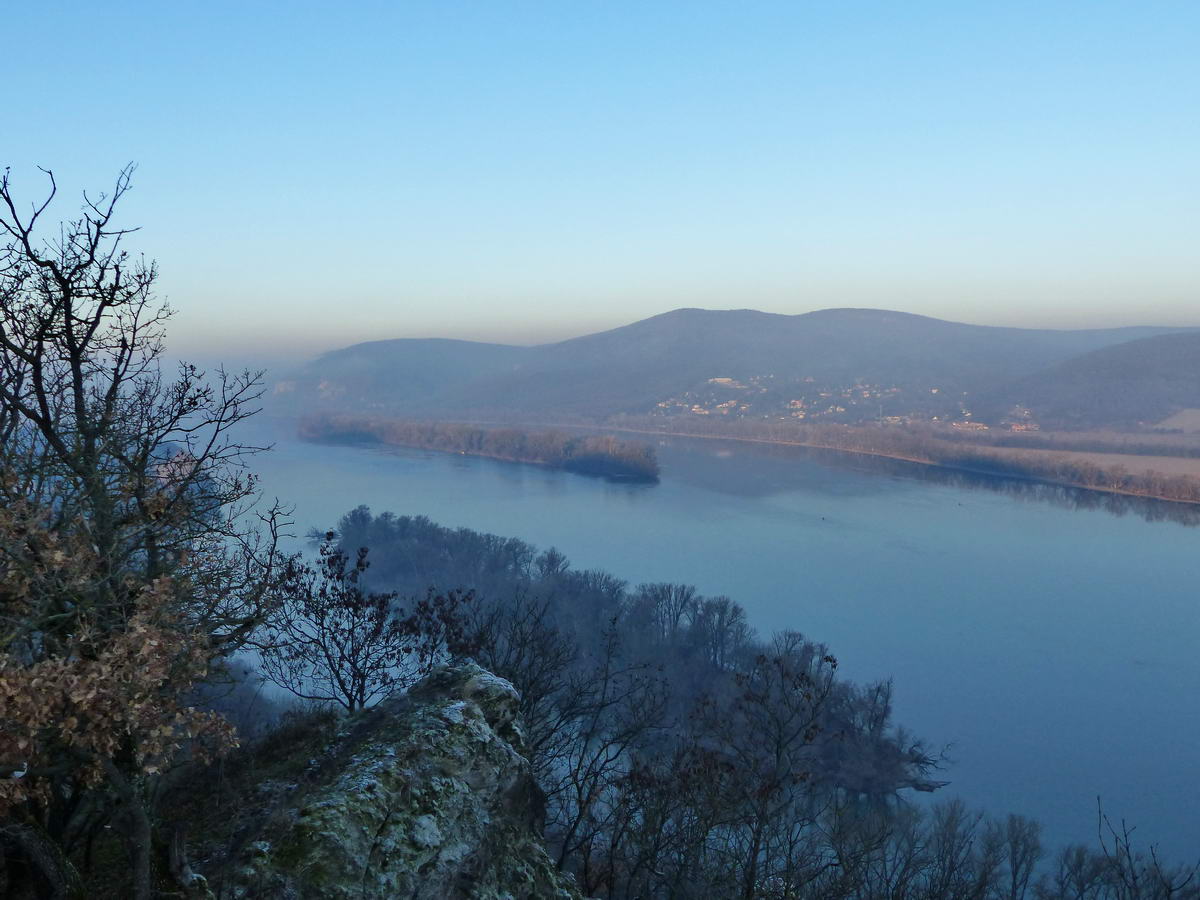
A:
[299,414,660,482]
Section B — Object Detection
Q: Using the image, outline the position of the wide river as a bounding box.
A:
[244,416,1199,860]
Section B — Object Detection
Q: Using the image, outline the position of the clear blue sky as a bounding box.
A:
[4,1,1198,362]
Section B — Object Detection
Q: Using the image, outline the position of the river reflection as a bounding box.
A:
[240,417,1200,862]
[650,435,1200,527]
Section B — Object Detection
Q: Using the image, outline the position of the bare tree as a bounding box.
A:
[1093,801,1200,900]
[632,582,699,644]
[541,623,669,893]
[259,538,475,711]
[688,595,752,670]
[466,592,579,782]
[0,165,286,898]
[1001,814,1044,900]
[691,632,839,899]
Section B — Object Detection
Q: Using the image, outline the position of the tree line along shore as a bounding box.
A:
[299,410,1200,504]
[299,414,661,482]
[599,416,1200,504]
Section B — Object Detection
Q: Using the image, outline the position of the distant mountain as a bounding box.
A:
[271,308,1193,426]
[976,332,1200,429]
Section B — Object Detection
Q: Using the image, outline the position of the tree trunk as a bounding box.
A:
[102,759,154,900]
[0,822,86,899]
[168,825,208,896]
[128,799,154,900]
[742,817,766,900]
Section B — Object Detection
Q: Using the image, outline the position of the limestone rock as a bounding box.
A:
[223,663,581,899]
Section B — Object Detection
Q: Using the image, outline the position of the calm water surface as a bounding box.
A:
[244,417,1200,860]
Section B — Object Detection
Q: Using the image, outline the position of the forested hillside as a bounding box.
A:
[274,308,1191,426]
[975,332,1200,429]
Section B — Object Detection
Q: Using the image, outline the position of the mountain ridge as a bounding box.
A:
[274,307,1197,428]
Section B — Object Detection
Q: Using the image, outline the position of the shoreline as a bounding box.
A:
[301,433,659,484]
[295,414,1200,506]
[529,422,1200,507]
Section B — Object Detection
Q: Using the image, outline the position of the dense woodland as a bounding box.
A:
[300,413,660,481]
[293,507,1199,899]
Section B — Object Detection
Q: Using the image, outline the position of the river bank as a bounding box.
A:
[561,420,1200,506]
[298,414,661,482]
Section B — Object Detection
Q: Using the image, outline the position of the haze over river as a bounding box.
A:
[245,416,1200,860]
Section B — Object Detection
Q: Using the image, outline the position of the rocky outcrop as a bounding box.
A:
[222,664,581,899]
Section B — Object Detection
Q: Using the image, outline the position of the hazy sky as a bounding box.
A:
[4,1,1198,362]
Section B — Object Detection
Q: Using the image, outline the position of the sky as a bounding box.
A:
[3,1,1198,364]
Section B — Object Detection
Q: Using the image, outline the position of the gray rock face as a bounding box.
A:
[226,664,581,899]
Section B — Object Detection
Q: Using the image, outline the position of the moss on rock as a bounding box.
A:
[221,663,581,899]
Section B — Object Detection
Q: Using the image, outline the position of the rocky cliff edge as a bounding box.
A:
[214,663,581,899]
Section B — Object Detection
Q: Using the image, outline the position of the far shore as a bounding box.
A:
[506,421,1200,506]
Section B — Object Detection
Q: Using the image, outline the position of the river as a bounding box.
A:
[241,416,1200,860]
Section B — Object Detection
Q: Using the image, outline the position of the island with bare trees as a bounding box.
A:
[299,413,660,482]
